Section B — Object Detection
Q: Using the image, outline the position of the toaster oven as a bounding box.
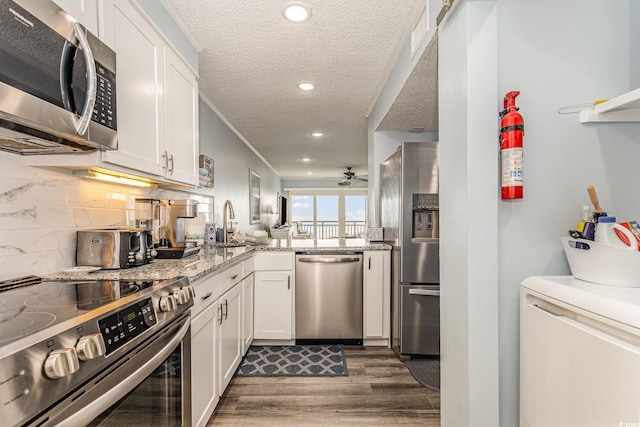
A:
[77,229,155,269]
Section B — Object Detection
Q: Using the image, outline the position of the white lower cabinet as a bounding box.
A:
[191,301,219,427]
[253,271,293,340]
[191,262,246,427]
[363,250,391,342]
[242,275,254,353]
[217,283,243,394]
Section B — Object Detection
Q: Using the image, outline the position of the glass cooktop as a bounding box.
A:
[0,277,159,346]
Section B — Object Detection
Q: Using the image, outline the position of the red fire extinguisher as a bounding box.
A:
[499,91,524,199]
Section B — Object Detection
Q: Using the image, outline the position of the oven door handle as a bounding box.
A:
[56,318,190,427]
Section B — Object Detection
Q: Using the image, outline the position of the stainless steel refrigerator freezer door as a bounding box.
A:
[401,142,439,284]
[400,284,440,356]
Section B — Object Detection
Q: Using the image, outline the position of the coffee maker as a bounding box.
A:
[135,198,200,259]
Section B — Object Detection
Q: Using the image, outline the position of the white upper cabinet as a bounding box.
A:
[100,0,165,176]
[163,47,199,186]
[100,0,199,186]
[52,0,99,35]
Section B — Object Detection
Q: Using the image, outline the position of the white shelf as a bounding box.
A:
[579,88,640,123]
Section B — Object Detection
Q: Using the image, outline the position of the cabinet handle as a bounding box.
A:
[201,291,213,301]
[218,303,223,325]
[368,257,371,270]
[287,275,290,290]
[231,274,239,281]
[162,151,169,170]
[168,154,175,174]
[223,299,228,319]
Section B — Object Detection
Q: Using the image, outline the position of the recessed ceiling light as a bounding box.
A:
[311,132,324,137]
[283,2,311,23]
[297,81,315,91]
[307,171,313,175]
[302,157,311,162]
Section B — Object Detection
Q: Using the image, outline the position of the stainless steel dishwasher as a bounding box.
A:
[295,252,363,344]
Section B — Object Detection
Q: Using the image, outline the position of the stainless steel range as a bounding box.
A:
[0,275,194,427]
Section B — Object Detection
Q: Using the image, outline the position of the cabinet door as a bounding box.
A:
[242,275,254,353]
[101,0,165,176]
[163,48,199,186]
[254,271,292,340]
[191,302,219,427]
[218,284,242,394]
[363,251,390,338]
[52,0,98,34]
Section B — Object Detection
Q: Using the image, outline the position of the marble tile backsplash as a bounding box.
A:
[0,153,213,281]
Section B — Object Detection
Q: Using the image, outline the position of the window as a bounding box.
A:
[289,190,367,239]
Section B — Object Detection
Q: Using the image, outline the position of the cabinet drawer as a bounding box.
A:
[253,252,294,270]
[242,258,254,278]
[219,263,243,295]
[191,274,221,317]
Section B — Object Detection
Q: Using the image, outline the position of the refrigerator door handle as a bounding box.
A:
[408,288,440,297]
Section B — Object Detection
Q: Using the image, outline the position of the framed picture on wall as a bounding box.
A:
[199,155,214,187]
[250,169,260,224]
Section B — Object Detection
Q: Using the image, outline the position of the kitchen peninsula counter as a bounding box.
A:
[43,239,389,282]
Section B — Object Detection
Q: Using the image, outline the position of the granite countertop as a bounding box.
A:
[43,239,389,283]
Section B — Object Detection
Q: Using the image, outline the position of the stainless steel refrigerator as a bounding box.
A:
[380,141,439,357]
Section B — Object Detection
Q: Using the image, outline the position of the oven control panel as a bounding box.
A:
[98,298,157,355]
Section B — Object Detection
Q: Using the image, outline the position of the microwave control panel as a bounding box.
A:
[92,63,117,131]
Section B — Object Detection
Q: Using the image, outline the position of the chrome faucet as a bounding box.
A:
[222,200,235,244]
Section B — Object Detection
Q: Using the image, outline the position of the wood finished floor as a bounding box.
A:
[207,346,441,426]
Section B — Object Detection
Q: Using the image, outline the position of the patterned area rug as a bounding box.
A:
[236,345,348,377]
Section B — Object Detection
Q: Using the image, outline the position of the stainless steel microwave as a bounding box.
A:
[0,0,117,154]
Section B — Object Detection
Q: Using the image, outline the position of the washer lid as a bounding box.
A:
[521,275,640,330]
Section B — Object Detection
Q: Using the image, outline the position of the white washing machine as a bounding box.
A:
[520,276,640,427]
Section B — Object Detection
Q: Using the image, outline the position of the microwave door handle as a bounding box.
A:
[59,40,75,113]
[72,23,97,136]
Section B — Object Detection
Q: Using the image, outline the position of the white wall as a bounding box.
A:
[439,0,640,425]
[497,1,640,425]
[199,97,282,232]
[439,1,500,425]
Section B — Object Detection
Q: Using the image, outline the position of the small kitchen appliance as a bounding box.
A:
[0,275,194,426]
[76,229,155,269]
[0,0,118,154]
[154,199,200,259]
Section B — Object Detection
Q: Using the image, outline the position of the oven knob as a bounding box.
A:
[184,285,196,300]
[159,295,177,312]
[76,334,106,361]
[44,348,80,379]
[150,249,158,257]
[135,252,145,262]
[173,289,188,305]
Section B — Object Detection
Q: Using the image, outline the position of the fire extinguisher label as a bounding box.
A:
[501,147,523,187]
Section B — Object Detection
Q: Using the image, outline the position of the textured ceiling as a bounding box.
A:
[169,0,431,180]
[377,32,438,132]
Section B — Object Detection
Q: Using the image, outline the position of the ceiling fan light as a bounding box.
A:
[283,2,311,23]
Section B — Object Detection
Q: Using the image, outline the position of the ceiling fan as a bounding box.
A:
[338,167,368,186]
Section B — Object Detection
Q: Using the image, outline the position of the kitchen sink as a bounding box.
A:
[213,242,247,248]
